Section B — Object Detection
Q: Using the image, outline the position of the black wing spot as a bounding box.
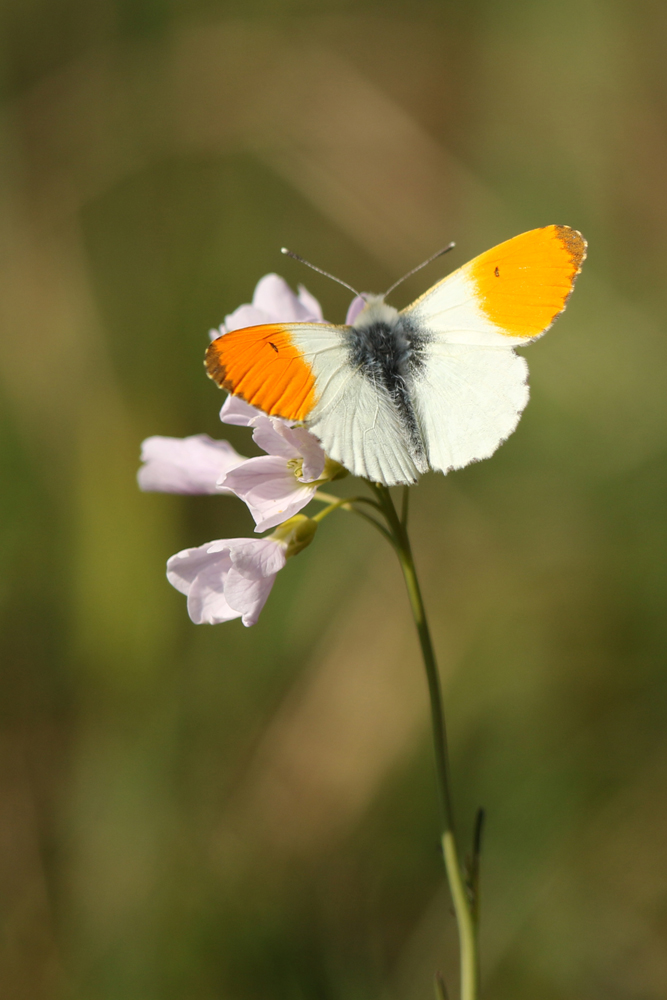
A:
[269,342,279,353]
[494,266,500,277]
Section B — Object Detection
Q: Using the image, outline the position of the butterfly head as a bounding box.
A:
[349,294,399,331]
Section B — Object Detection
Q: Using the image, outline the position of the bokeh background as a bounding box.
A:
[2,1,667,997]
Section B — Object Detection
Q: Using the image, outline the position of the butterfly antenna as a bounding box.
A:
[384,242,456,298]
[281,248,364,300]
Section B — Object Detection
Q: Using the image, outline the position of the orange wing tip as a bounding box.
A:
[205,338,228,386]
[469,224,587,339]
[204,324,317,423]
[553,224,587,273]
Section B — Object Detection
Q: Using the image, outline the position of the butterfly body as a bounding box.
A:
[346,296,430,474]
[206,226,587,485]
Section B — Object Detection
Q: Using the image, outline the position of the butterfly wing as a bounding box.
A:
[206,322,421,484]
[402,225,586,473]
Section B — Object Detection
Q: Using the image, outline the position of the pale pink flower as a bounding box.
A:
[138,434,246,495]
[143,276,339,626]
[209,273,323,341]
[205,274,343,530]
[345,294,367,325]
[219,394,262,427]
[166,515,317,626]
[220,415,344,532]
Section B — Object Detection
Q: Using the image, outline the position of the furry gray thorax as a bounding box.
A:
[348,297,429,461]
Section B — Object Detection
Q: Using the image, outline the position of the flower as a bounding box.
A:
[209,273,323,341]
[137,269,343,529]
[220,415,345,532]
[219,394,262,427]
[137,434,246,495]
[166,515,317,626]
[141,274,337,626]
[345,294,367,325]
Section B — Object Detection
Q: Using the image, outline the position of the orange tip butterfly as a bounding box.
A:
[205,225,587,486]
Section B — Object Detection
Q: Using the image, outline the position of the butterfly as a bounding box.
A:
[205,225,586,486]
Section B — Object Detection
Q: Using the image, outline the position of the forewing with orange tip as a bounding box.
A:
[403,225,587,347]
[206,323,319,422]
[467,225,586,339]
[402,225,586,476]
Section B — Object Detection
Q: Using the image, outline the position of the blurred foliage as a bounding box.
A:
[2,1,667,998]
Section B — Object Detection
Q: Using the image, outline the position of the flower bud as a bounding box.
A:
[271,514,318,558]
[322,457,348,481]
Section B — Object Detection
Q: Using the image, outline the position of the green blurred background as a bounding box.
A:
[2,0,667,997]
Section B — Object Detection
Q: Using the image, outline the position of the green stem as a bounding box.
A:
[311,493,395,545]
[401,484,410,527]
[311,490,346,506]
[311,496,358,521]
[311,491,381,511]
[371,484,479,1000]
[443,832,478,1000]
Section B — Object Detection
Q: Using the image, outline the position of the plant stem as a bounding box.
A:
[401,483,410,527]
[311,491,381,511]
[442,832,478,1000]
[311,493,395,544]
[371,484,479,1000]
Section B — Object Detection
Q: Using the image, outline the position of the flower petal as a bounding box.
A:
[251,419,325,479]
[224,566,278,627]
[166,542,223,594]
[345,295,367,325]
[186,559,240,625]
[223,303,273,333]
[228,537,287,577]
[251,416,299,457]
[297,283,324,321]
[283,426,326,481]
[219,275,324,334]
[220,455,294,495]
[252,273,317,322]
[220,455,317,531]
[219,395,263,426]
[255,489,317,532]
[166,543,240,624]
[138,435,246,495]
